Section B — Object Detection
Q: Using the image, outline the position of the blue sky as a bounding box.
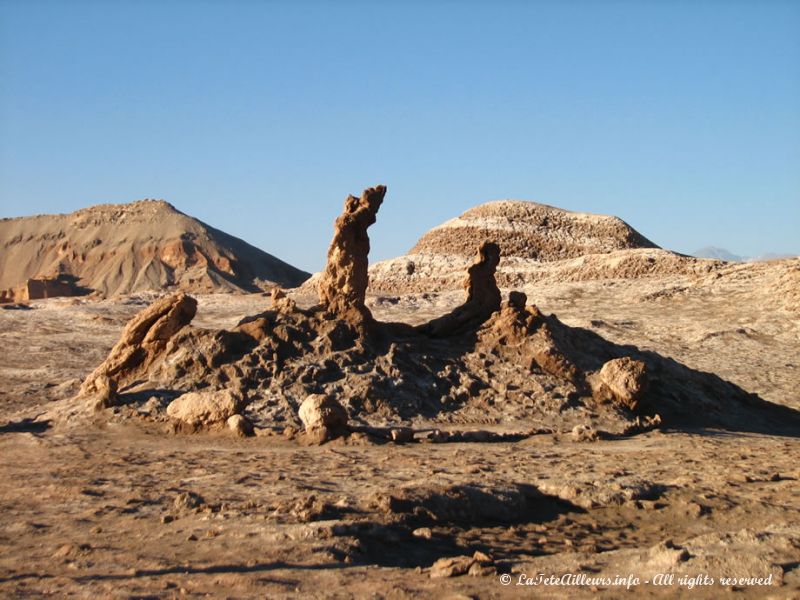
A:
[1,0,798,271]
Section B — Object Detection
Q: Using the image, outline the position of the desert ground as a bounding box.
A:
[1,257,799,598]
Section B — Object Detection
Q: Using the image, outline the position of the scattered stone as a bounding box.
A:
[173,491,204,512]
[298,394,348,442]
[166,389,242,429]
[137,396,163,416]
[596,357,648,411]
[227,414,254,437]
[429,551,496,579]
[429,555,476,579]
[88,375,118,412]
[571,424,599,442]
[390,427,414,443]
[412,527,433,539]
[687,501,710,517]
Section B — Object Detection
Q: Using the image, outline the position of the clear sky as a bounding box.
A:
[1,0,798,271]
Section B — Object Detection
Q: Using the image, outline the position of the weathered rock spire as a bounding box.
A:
[419,241,502,336]
[318,185,386,321]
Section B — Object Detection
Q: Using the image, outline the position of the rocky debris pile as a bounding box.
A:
[0,199,309,303]
[72,186,800,439]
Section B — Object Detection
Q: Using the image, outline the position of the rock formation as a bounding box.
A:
[418,241,501,336]
[364,199,725,296]
[0,199,310,303]
[318,185,386,322]
[72,185,800,438]
[79,292,197,408]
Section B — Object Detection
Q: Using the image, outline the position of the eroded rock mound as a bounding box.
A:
[71,186,800,438]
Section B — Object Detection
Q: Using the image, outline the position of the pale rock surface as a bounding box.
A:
[166,389,242,428]
[298,394,349,438]
[595,356,649,411]
[226,413,254,437]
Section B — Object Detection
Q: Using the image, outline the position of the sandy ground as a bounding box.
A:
[1,278,799,599]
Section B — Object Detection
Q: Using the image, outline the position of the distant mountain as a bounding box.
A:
[692,247,745,262]
[0,199,310,303]
[747,253,798,262]
[692,247,797,263]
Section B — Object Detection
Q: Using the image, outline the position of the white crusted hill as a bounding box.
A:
[362,200,723,295]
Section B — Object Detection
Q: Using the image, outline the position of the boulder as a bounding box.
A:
[298,394,348,441]
[166,389,242,428]
[597,357,648,411]
[227,413,254,437]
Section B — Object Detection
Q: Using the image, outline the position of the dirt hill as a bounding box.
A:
[0,199,309,302]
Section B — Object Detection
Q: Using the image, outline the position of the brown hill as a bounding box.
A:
[0,199,309,302]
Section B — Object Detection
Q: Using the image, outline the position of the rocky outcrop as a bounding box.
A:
[79,292,197,407]
[418,241,501,336]
[318,185,386,322]
[0,276,84,304]
[72,185,800,438]
[477,291,583,386]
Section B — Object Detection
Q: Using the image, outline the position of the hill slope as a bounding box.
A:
[410,200,658,260]
[364,200,719,294]
[0,199,309,302]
